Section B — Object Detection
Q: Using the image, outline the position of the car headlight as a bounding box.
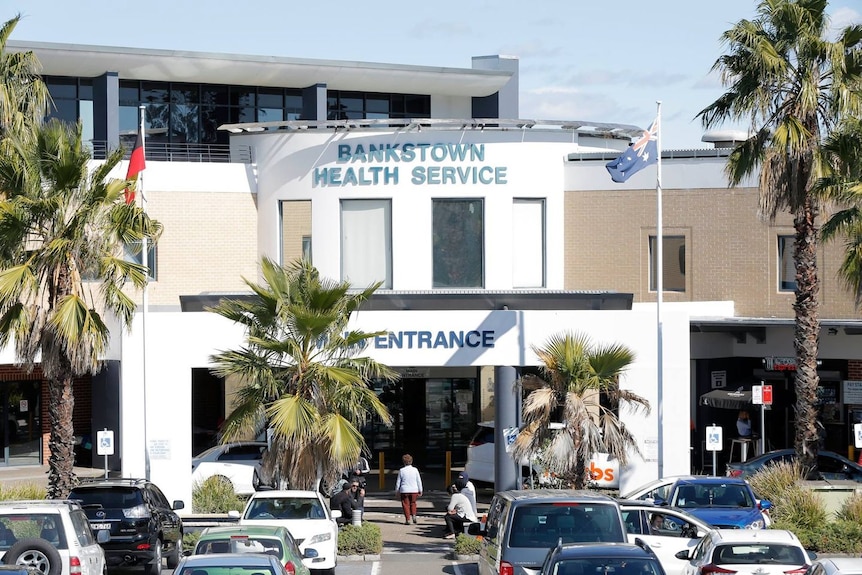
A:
[306,532,332,545]
[745,519,764,529]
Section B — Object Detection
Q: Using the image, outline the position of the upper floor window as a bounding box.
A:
[778,235,796,292]
[513,199,545,288]
[649,235,685,292]
[327,90,431,120]
[433,199,483,288]
[125,239,158,281]
[341,199,392,288]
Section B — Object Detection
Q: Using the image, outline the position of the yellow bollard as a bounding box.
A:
[378,451,385,491]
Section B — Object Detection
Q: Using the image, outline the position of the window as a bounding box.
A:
[341,199,392,288]
[512,199,545,287]
[433,199,483,288]
[649,236,685,292]
[125,240,157,281]
[778,235,796,291]
[302,236,312,262]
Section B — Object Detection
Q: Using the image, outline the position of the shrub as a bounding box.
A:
[337,523,382,556]
[453,533,482,556]
[192,477,245,514]
[0,483,46,500]
[776,519,862,554]
[183,530,201,552]
[767,484,827,528]
[836,491,862,523]
[747,459,806,505]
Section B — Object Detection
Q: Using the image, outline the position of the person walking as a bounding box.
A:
[395,453,423,525]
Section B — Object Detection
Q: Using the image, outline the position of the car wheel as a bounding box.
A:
[145,539,162,575]
[166,534,181,569]
[3,538,62,575]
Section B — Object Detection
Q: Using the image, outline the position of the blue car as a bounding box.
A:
[655,477,771,529]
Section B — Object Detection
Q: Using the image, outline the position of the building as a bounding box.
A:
[2,39,860,509]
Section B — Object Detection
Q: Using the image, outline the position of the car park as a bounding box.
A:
[192,525,312,575]
[192,441,268,495]
[806,558,862,575]
[0,499,109,575]
[621,476,711,503]
[233,490,339,575]
[470,489,628,575]
[173,552,286,575]
[618,500,711,575]
[68,478,184,575]
[676,529,814,575]
[539,540,666,575]
[654,477,771,529]
[726,449,862,481]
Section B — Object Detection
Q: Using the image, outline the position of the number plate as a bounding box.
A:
[91,523,111,530]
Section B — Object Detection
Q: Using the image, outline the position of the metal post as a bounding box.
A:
[494,366,518,491]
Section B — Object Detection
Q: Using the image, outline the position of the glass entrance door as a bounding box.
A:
[1,381,42,466]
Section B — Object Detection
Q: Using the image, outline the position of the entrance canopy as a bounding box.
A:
[699,388,752,410]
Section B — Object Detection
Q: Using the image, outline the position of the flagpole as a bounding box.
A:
[655,101,664,479]
[139,104,151,481]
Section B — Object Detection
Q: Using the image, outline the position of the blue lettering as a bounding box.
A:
[434,332,449,348]
[449,331,464,347]
[418,331,432,348]
[329,167,342,185]
[446,143,468,161]
[457,166,471,184]
[368,144,385,162]
[337,145,352,162]
[374,335,388,348]
[403,331,417,347]
[482,331,495,347]
[352,144,366,162]
[466,330,482,347]
[343,167,358,186]
[385,145,401,161]
[430,144,447,161]
[389,332,403,349]
[495,167,507,184]
[402,143,415,161]
[473,144,485,162]
[441,166,456,184]
[384,167,398,184]
[426,166,441,184]
[313,168,328,186]
[411,166,425,184]
[478,166,493,184]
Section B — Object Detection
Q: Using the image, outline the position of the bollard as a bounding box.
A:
[352,509,362,526]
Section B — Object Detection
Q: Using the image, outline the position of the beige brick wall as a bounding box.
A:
[564,187,859,318]
[282,200,312,265]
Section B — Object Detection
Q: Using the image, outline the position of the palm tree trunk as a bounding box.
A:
[793,200,821,469]
[46,374,77,499]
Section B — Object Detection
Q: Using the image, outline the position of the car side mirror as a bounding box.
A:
[674,550,690,560]
[227,510,241,519]
[759,500,772,511]
[807,550,818,561]
[331,510,342,519]
[173,500,185,511]
[96,530,110,544]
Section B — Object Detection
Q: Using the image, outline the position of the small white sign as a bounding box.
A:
[96,430,114,456]
[19,399,27,412]
[752,385,763,405]
[855,423,862,449]
[711,371,727,389]
[503,427,519,453]
[844,381,862,404]
[706,426,723,451]
[148,439,171,460]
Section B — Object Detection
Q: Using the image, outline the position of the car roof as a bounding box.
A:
[817,558,862,572]
[199,525,289,538]
[554,542,658,559]
[710,529,799,544]
[619,475,711,497]
[675,477,748,486]
[180,553,275,566]
[496,489,617,503]
[247,490,320,499]
[478,421,565,430]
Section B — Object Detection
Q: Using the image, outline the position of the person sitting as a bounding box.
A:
[455,472,478,516]
[443,483,478,539]
[330,483,355,526]
[736,410,759,439]
[649,513,663,535]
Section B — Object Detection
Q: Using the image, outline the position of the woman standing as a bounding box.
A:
[395,453,423,525]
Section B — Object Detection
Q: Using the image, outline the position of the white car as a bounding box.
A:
[191,441,267,495]
[233,490,340,575]
[677,529,814,575]
[620,475,711,502]
[619,501,711,575]
[807,558,862,575]
[0,499,109,575]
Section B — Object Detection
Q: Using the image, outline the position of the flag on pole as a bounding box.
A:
[606,117,659,183]
[124,128,146,204]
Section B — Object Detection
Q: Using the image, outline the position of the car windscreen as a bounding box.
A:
[674,484,754,508]
[69,487,144,509]
[196,537,284,557]
[176,565,276,575]
[714,544,805,565]
[508,503,625,547]
[552,558,663,575]
[246,497,326,520]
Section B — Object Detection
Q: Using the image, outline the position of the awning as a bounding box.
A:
[699,388,752,410]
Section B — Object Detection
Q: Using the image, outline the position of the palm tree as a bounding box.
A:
[209,257,397,491]
[0,14,50,139]
[696,0,862,468]
[511,332,649,489]
[0,119,162,497]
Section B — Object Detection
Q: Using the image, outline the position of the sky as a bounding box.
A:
[4,0,862,150]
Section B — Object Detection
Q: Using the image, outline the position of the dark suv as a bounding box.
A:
[539,540,666,575]
[68,479,184,575]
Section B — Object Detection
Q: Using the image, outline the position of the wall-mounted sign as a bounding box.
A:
[763,356,797,371]
[711,371,727,389]
[844,381,862,405]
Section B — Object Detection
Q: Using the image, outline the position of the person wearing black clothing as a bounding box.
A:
[330,483,354,526]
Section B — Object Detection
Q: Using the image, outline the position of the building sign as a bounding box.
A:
[711,370,727,389]
[844,381,862,405]
[763,356,797,371]
[373,329,495,349]
[313,143,508,187]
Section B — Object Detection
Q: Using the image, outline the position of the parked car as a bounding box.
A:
[654,477,771,529]
[68,478,184,575]
[232,490,339,575]
[192,525,313,575]
[469,489,628,575]
[465,421,619,488]
[726,449,862,481]
[806,558,862,575]
[173,552,285,575]
[0,499,109,575]
[618,500,711,575]
[540,540,666,575]
[676,529,814,575]
[621,476,711,503]
[192,441,268,495]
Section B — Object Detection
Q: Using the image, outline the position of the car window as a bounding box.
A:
[508,503,624,547]
[0,513,68,550]
[247,497,325,519]
[646,511,699,538]
[692,535,711,562]
[69,510,96,546]
[551,557,663,575]
[218,445,265,461]
[177,566,276,575]
[471,426,495,445]
[148,485,171,508]
[620,510,644,535]
[71,487,143,508]
[715,544,805,565]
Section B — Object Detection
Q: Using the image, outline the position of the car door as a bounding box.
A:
[622,507,704,575]
[147,485,181,550]
[68,510,104,575]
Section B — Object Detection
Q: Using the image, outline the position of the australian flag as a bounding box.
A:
[606,118,659,183]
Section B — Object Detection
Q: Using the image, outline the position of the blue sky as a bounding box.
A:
[5,0,861,149]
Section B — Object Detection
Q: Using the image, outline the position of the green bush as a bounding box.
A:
[337,523,382,555]
[183,531,201,552]
[767,484,827,529]
[775,518,862,554]
[836,491,862,523]
[453,533,482,556]
[192,477,245,514]
[747,459,806,504]
[0,483,46,500]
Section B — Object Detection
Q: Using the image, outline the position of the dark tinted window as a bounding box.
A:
[552,558,663,575]
[509,503,624,547]
[70,487,144,508]
[714,544,805,565]
[471,426,494,445]
[218,445,265,461]
[196,537,284,556]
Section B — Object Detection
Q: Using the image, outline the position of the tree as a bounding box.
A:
[209,258,397,491]
[511,332,649,489]
[0,15,50,139]
[0,119,162,497]
[697,0,862,468]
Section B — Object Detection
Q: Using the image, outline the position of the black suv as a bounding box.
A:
[69,478,184,575]
[540,540,666,575]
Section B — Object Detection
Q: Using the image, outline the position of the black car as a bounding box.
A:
[539,540,666,575]
[69,478,184,575]
[725,449,862,481]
